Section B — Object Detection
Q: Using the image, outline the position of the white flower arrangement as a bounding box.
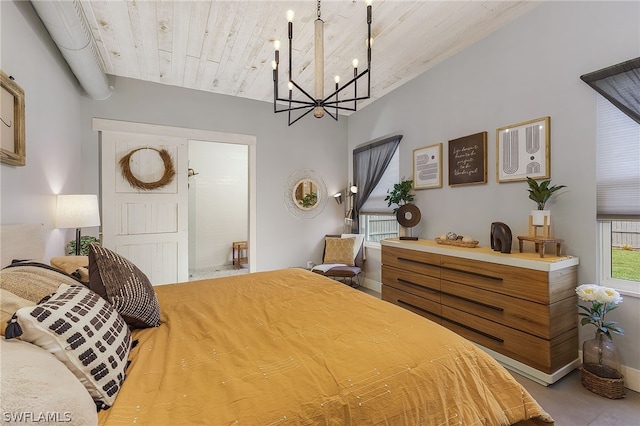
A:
[576,284,624,340]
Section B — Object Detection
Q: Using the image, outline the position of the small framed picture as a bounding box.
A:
[448,131,487,186]
[413,143,442,189]
[0,70,26,166]
[496,116,550,182]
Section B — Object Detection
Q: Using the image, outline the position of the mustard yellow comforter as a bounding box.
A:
[98,269,553,425]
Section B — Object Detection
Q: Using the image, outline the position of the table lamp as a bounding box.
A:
[56,194,101,255]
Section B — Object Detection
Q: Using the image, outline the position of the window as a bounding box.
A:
[596,94,640,295]
[360,214,398,243]
[360,148,399,243]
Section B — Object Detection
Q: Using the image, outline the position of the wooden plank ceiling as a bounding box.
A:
[79,1,539,113]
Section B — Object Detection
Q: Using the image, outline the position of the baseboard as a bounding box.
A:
[622,364,640,393]
[362,277,381,294]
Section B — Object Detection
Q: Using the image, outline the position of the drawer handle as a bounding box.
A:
[443,292,504,312]
[444,319,504,343]
[441,266,503,282]
[397,299,436,316]
[397,257,438,268]
[397,278,439,294]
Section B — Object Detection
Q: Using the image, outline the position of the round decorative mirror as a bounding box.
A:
[292,179,319,210]
[284,170,327,219]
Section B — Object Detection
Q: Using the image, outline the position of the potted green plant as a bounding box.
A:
[66,236,100,256]
[384,179,415,213]
[385,179,420,240]
[526,177,566,226]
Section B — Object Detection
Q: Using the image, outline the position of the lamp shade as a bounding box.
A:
[56,194,101,229]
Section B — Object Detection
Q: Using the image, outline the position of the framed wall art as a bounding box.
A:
[496,116,550,182]
[448,131,487,186]
[0,70,26,166]
[413,143,442,189]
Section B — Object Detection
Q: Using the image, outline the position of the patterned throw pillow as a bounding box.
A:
[0,261,82,303]
[6,284,132,410]
[88,245,161,329]
[323,237,356,265]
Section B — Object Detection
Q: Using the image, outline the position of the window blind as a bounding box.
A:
[596,94,640,219]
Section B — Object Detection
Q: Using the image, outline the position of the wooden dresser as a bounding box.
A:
[381,238,580,385]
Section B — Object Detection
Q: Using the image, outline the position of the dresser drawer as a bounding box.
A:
[440,306,577,374]
[382,246,440,278]
[441,279,551,339]
[382,285,441,324]
[440,255,550,304]
[382,265,440,302]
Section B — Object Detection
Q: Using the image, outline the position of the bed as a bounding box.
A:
[0,224,554,425]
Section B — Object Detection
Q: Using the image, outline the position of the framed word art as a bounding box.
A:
[496,116,550,182]
[413,143,442,189]
[1,70,26,166]
[448,131,487,186]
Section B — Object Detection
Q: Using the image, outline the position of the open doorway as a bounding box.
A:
[188,140,249,280]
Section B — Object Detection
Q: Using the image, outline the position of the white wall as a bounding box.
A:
[348,1,640,381]
[2,0,348,271]
[188,140,248,270]
[0,1,85,261]
[80,76,348,271]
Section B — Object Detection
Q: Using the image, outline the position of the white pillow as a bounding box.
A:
[0,338,98,425]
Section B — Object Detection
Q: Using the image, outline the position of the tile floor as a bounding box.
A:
[512,369,640,425]
[188,264,248,281]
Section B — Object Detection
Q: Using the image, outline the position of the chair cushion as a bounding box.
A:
[322,265,361,278]
[323,237,356,265]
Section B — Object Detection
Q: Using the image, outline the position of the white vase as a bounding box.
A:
[531,210,550,226]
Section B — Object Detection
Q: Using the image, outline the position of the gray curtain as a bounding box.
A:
[351,135,402,232]
[581,57,640,125]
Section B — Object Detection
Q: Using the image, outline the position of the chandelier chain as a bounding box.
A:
[317,0,321,20]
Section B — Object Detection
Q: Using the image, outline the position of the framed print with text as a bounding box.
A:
[496,116,550,182]
[0,70,26,166]
[413,143,442,189]
[448,131,487,186]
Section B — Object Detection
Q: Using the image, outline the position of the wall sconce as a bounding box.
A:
[56,194,101,255]
[334,192,343,205]
[350,185,358,195]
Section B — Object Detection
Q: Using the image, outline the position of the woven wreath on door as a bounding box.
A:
[119,147,176,190]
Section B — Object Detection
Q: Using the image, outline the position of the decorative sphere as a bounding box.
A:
[439,234,447,240]
[462,236,474,243]
[446,232,458,240]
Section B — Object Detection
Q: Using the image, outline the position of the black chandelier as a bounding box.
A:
[272,0,373,126]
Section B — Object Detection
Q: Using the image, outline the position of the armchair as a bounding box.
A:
[311,234,365,287]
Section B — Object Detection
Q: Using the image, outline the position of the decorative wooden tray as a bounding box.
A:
[434,237,479,248]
